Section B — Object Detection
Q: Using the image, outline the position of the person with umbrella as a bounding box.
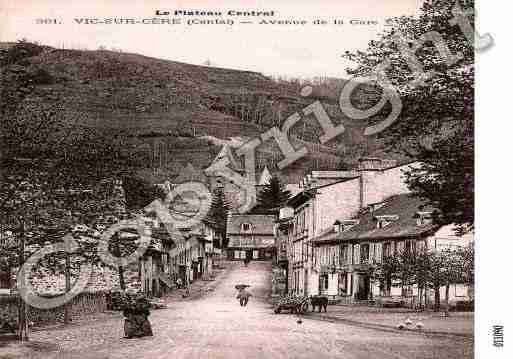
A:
[123,293,153,338]
[235,284,252,307]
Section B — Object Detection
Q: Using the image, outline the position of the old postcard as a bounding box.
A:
[0,0,502,358]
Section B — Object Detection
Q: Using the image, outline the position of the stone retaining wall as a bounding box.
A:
[0,291,108,327]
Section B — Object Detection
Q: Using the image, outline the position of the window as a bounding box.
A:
[320,274,329,291]
[377,220,391,229]
[383,242,392,258]
[404,240,412,254]
[341,245,351,265]
[416,211,434,226]
[375,215,399,229]
[416,240,426,253]
[339,273,348,295]
[361,244,370,263]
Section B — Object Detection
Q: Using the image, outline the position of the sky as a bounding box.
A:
[0,0,423,77]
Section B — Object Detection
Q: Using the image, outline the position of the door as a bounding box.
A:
[178,265,186,283]
[319,274,328,295]
[193,261,198,280]
[357,274,370,300]
[198,258,203,277]
[304,270,308,296]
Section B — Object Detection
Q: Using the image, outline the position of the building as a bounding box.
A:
[140,195,218,296]
[138,220,218,296]
[226,214,276,261]
[279,158,423,297]
[275,207,294,295]
[0,230,14,294]
[312,193,473,306]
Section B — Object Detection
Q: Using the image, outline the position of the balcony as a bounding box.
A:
[206,247,222,256]
[352,260,373,272]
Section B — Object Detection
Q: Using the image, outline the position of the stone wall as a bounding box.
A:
[0,291,108,327]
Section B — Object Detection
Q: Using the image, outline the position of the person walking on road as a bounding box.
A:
[123,294,153,339]
[236,288,252,307]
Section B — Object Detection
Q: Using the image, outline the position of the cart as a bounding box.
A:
[274,295,309,314]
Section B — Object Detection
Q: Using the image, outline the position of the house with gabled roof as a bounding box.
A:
[226,213,276,261]
[311,193,473,306]
[278,158,420,297]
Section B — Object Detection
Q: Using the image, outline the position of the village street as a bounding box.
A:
[7,262,472,359]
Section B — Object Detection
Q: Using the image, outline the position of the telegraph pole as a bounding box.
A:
[18,217,29,341]
[64,252,71,324]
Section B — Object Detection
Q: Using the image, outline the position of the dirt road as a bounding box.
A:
[9,261,472,359]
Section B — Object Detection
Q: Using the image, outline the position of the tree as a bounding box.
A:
[0,41,151,333]
[0,104,141,304]
[342,0,474,230]
[460,243,474,289]
[414,249,432,310]
[373,254,399,297]
[404,126,473,231]
[122,176,166,210]
[374,245,471,311]
[206,188,231,249]
[255,175,291,213]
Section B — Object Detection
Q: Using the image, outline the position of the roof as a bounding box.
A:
[226,214,275,235]
[285,184,302,197]
[258,166,272,186]
[173,163,208,184]
[314,194,438,244]
[286,188,317,208]
[212,144,243,172]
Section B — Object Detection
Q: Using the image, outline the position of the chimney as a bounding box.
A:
[333,220,342,233]
[357,158,398,209]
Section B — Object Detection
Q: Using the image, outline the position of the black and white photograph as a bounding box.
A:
[0,0,506,358]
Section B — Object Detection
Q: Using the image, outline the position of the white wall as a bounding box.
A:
[308,270,319,296]
[360,162,420,208]
[311,162,422,237]
[427,224,473,251]
[328,273,338,296]
[314,178,361,236]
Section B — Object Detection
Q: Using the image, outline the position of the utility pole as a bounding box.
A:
[18,217,29,341]
[64,251,71,324]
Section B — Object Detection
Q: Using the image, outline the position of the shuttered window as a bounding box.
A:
[354,244,360,264]
[375,243,383,263]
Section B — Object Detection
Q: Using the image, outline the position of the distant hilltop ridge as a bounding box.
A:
[156,10,276,17]
[1,41,408,183]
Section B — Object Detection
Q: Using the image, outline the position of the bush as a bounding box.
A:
[0,40,44,66]
[30,68,54,85]
[106,291,129,311]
